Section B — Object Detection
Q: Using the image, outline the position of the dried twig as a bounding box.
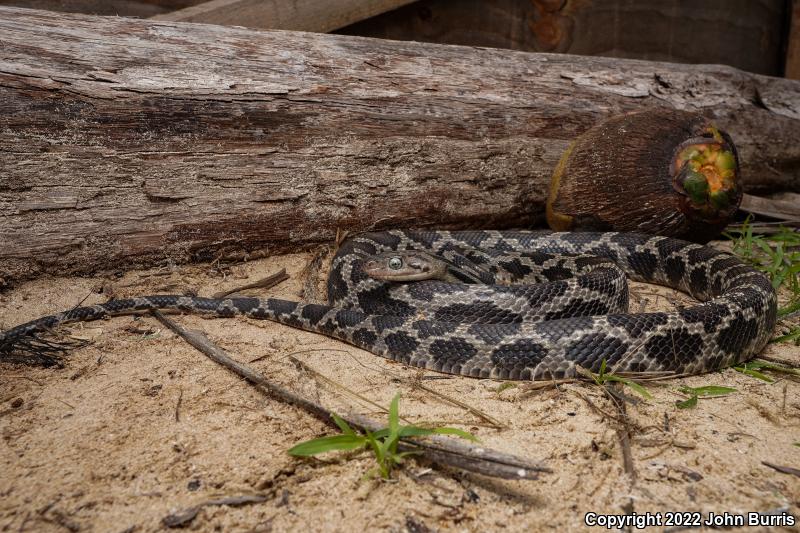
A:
[211,269,289,299]
[762,461,800,478]
[291,354,504,429]
[740,193,800,222]
[287,355,405,422]
[402,376,506,429]
[162,494,269,528]
[289,355,504,431]
[174,387,183,422]
[151,311,550,481]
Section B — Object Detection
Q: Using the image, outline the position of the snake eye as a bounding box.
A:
[388,257,403,270]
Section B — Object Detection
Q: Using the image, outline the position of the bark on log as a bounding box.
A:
[1,7,799,286]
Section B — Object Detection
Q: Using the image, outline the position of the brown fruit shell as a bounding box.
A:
[545,109,742,243]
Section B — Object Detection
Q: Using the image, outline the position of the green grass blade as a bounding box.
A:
[748,359,800,376]
[365,431,384,464]
[389,392,401,438]
[288,434,366,456]
[733,366,774,382]
[394,450,422,461]
[331,413,357,436]
[678,385,736,397]
[676,395,698,409]
[429,427,479,441]
[371,428,390,439]
[379,432,395,463]
[604,375,652,399]
[771,328,800,345]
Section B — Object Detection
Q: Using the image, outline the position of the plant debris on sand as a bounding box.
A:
[0,235,798,531]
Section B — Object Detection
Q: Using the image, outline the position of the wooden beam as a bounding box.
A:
[341,0,787,77]
[1,7,799,285]
[150,0,417,32]
[0,0,198,17]
[786,0,800,79]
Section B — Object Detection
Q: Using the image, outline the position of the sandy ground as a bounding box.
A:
[1,247,799,532]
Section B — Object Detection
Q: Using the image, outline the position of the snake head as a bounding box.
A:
[362,251,449,281]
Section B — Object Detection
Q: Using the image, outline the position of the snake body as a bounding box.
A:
[0,231,777,379]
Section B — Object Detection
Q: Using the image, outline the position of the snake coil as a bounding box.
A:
[0,231,777,380]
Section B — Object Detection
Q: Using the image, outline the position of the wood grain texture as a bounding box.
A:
[786,0,800,79]
[0,0,200,17]
[0,7,799,285]
[339,0,787,76]
[151,0,417,32]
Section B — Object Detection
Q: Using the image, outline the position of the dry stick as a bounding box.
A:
[290,338,507,428]
[402,376,506,429]
[762,461,800,478]
[291,353,504,429]
[289,355,503,430]
[604,383,638,520]
[162,494,269,528]
[571,390,626,425]
[287,355,406,422]
[576,366,638,482]
[174,387,183,423]
[211,269,289,299]
[617,425,637,481]
[150,311,550,480]
[606,385,637,482]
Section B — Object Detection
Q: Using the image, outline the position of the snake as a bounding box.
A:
[0,230,777,380]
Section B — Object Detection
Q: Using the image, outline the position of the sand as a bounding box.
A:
[1,247,799,532]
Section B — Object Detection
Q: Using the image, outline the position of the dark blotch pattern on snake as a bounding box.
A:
[0,231,777,380]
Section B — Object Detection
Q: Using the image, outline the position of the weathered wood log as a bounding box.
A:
[1,7,799,286]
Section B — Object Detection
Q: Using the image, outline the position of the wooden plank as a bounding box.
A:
[0,7,799,285]
[339,0,787,76]
[786,0,800,79]
[0,0,200,17]
[741,193,800,221]
[150,0,417,32]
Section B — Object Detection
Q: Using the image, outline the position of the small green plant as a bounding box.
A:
[771,328,800,346]
[675,385,736,409]
[585,359,652,400]
[733,361,774,382]
[733,359,800,382]
[724,218,800,294]
[725,219,800,347]
[288,393,476,479]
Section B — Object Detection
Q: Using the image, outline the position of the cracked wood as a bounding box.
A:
[0,7,799,286]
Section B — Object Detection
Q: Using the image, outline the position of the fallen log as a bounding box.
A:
[0,7,799,286]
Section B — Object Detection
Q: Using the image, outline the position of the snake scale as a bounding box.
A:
[0,231,777,379]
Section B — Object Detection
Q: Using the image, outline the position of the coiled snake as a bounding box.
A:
[0,231,777,379]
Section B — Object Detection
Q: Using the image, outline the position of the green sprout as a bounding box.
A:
[585,359,652,400]
[675,385,736,409]
[288,393,476,479]
[725,218,800,345]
